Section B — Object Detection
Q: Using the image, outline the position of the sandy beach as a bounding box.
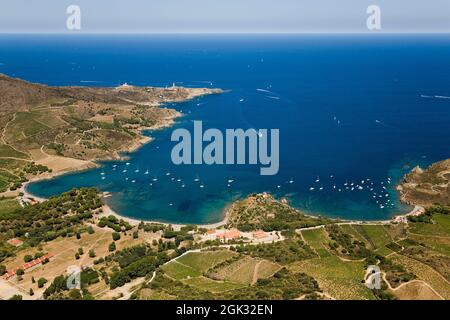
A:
[97,199,230,230]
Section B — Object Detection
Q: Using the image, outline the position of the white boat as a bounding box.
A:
[199,184,204,188]
[309,187,315,191]
[126,162,130,166]
[144,170,149,175]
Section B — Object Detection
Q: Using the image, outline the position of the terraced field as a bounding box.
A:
[289,256,374,300]
[209,256,280,285]
[390,253,450,299]
[301,227,331,258]
[161,250,244,293]
[176,250,237,273]
[356,225,393,249]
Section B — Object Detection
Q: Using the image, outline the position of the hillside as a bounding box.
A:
[397,159,450,207]
[0,74,222,193]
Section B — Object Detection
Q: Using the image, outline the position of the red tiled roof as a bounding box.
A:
[217,230,241,239]
[2,253,54,280]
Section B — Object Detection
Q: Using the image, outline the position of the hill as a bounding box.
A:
[0,74,222,192]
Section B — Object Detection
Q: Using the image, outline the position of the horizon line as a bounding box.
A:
[1,31,450,36]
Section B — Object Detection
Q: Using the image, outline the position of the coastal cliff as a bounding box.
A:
[0,74,222,193]
[397,159,450,207]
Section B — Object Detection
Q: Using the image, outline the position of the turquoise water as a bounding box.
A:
[3,35,450,223]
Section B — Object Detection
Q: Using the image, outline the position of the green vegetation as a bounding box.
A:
[301,228,331,258]
[144,267,320,300]
[98,215,132,232]
[234,239,316,264]
[326,224,370,259]
[0,188,102,262]
[226,193,333,232]
[176,250,236,273]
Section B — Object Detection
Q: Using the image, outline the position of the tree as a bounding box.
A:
[78,247,84,255]
[88,249,96,258]
[24,255,33,263]
[133,231,139,239]
[112,232,121,241]
[16,268,24,276]
[0,265,6,276]
[29,288,34,296]
[37,278,48,288]
[75,253,80,260]
[68,289,82,300]
[109,242,116,252]
[9,294,22,300]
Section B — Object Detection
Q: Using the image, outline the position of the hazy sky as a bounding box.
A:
[0,0,449,33]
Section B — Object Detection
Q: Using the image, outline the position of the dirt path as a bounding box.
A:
[1,112,31,158]
[251,260,262,285]
[382,272,444,300]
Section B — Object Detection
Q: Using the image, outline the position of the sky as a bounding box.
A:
[0,0,449,34]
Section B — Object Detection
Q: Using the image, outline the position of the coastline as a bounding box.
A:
[16,89,427,228]
[98,197,231,230]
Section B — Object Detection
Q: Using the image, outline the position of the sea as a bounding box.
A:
[2,34,450,223]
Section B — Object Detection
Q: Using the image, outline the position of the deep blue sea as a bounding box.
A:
[2,34,450,223]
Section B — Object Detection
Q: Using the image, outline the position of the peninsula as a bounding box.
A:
[0,74,222,195]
